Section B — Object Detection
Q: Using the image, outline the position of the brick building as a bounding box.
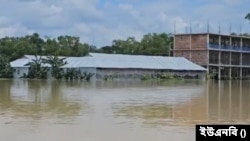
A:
[173,33,250,79]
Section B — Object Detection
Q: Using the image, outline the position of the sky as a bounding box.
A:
[0,0,249,47]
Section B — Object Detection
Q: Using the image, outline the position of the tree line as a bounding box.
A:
[0,32,173,78]
[0,32,173,62]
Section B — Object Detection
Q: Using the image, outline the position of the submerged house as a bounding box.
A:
[10,53,207,80]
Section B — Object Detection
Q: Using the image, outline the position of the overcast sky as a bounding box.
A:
[0,0,249,47]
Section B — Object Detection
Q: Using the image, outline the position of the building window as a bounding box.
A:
[17,69,20,75]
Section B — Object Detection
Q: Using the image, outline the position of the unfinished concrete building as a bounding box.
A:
[173,33,250,80]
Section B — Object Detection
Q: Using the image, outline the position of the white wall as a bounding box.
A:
[13,67,97,79]
[62,67,96,80]
[95,68,206,80]
[13,67,29,78]
[96,68,156,79]
[79,67,96,74]
[81,67,96,81]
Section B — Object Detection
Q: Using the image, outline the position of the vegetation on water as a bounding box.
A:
[140,72,198,80]
[21,55,94,81]
[101,72,200,81]
[42,55,67,79]
[64,68,94,81]
[24,55,48,79]
[0,56,14,78]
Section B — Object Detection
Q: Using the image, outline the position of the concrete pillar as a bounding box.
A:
[207,34,210,73]
[218,51,221,80]
[229,67,232,80]
[244,68,245,78]
[240,67,242,79]
[229,80,232,120]
[229,51,232,79]
[219,35,221,49]
[240,37,243,50]
[218,80,221,119]
[218,35,221,80]
[229,36,232,49]
[218,66,221,80]
[240,38,243,79]
[239,80,242,119]
[189,34,192,60]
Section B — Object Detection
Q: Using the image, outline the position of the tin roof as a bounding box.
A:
[10,53,206,71]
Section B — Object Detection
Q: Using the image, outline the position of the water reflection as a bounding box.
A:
[0,80,83,120]
[113,80,250,127]
[1,79,250,141]
[208,80,250,123]
[0,80,13,107]
[95,79,203,89]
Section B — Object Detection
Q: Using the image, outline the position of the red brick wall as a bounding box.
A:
[175,35,191,49]
[174,34,208,66]
[175,34,208,50]
[174,50,207,66]
[174,50,190,60]
[191,34,207,50]
[190,51,208,66]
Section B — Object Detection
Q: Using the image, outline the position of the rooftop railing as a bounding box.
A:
[208,43,219,49]
[242,46,250,51]
[208,43,250,52]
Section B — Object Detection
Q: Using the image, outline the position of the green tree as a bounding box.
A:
[139,33,172,56]
[43,38,60,55]
[0,34,91,62]
[42,56,67,79]
[57,35,88,56]
[98,32,173,56]
[25,55,48,79]
[0,56,14,78]
[112,37,141,54]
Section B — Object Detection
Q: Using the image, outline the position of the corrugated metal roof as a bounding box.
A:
[62,57,97,68]
[88,53,206,71]
[10,53,206,71]
[10,57,30,68]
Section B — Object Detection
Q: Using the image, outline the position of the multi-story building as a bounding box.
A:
[173,33,250,79]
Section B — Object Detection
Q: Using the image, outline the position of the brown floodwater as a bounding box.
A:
[0,79,249,141]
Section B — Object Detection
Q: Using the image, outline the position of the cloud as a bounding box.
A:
[0,24,34,37]
[0,0,249,47]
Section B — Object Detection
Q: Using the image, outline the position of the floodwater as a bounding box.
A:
[0,79,250,141]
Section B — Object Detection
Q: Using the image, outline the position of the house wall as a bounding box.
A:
[174,35,191,50]
[79,68,96,81]
[174,50,190,60]
[96,68,156,79]
[13,67,29,78]
[96,68,206,80]
[63,67,97,80]
[12,67,97,79]
[190,51,208,66]
[12,67,205,80]
[174,34,208,66]
[174,34,208,50]
[191,34,208,50]
[79,67,96,74]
